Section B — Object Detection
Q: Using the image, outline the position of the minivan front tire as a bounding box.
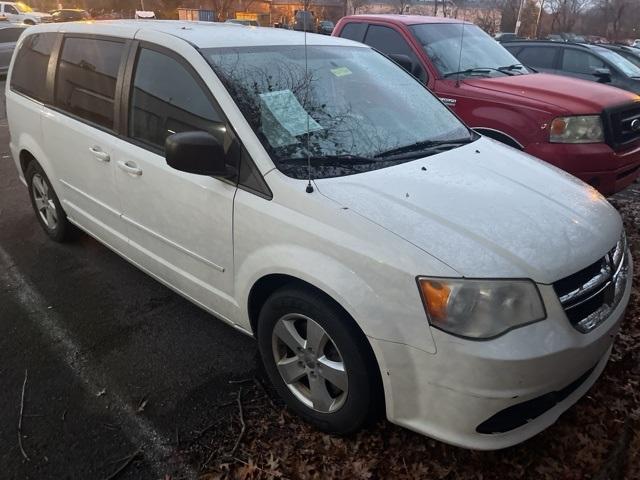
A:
[257,285,380,434]
[26,161,75,242]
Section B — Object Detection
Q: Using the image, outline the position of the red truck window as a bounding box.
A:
[340,22,367,43]
[363,25,427,83]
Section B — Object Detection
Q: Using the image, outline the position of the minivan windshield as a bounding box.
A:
[410,23,529,78]
[204,45,473,179]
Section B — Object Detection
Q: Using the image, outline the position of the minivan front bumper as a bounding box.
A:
[370,254,632,450]
[524,141,640,196]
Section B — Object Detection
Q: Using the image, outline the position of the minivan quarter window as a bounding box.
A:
[54,36,125,129]
[10,32,56,103]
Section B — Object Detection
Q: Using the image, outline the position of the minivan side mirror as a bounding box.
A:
[593,67,612,82]
[165,131,229,177]
[389,53,413,74]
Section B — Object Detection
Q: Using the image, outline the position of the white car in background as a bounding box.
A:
[0,2,51,24]
[5,21,633,450]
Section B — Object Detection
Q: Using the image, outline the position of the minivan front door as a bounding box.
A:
[41,35,129,252]
[114,45,237,320]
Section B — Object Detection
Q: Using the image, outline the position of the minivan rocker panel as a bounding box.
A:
[5,21,632,451]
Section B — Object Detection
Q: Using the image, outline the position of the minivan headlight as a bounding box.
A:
[417,278,546,339]
[549,115,604,143]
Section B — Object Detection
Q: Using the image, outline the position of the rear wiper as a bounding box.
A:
[375,139,471,159]
[443,67,512,78]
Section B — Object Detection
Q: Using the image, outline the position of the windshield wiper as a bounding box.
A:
[278,154,380,166]
[443,67,513,78]
[374,138,471,160]
[498,63,527,74]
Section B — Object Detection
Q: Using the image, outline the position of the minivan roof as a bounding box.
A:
[341,14,470,26]
[22,20,364,49]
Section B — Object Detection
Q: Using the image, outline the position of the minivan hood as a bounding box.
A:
[464,73,638,113]
[315,138,622,284]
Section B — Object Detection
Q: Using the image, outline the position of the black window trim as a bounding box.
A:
[48,32,130,135]
[121,40,272,200]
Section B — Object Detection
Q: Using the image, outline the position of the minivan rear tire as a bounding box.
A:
[257,285,380,434]
[25,161,75,242]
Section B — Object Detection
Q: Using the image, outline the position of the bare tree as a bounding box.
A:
[349,0,368,14]
[393,0,413,14]
[547,0,592,32]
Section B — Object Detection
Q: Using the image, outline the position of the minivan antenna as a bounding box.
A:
[303,6,314,193]
[455,18,466,88]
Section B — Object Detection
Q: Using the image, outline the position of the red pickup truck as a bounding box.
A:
[334,15,640,195]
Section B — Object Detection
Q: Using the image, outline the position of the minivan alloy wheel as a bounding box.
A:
[31,173,58,229]
[272,313,348,413]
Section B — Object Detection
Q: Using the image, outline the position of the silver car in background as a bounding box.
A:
[0,23,25,74]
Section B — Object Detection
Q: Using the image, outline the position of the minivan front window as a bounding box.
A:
[204,45,472,179]
[410,23,528,78]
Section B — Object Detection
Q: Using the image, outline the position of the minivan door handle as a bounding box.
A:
[89,146,110,163]
[117,160,143,176]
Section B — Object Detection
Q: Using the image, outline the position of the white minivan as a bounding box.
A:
[6,21,632,450]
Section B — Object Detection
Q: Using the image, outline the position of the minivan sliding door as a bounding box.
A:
[111,43,238,321]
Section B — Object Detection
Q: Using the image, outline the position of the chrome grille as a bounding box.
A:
[554,234,628,333]
[603,103,640,149]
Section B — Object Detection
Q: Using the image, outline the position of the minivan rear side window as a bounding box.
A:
[10,32,56,103]
[54,37,124,129]
[128,47,225,151]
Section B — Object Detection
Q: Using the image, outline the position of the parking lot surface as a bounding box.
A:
[0,82,257,478]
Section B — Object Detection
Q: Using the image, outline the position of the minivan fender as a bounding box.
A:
[14,133,57,188]
[235,243,438,355]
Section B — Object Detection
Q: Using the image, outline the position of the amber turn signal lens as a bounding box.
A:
[418,279,451,321]
[550,118,567,136]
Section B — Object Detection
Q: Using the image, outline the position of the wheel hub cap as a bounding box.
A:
[272,313,348,413]
[31,173,58,230]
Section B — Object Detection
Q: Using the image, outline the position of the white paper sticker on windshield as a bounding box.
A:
[259,89,323,139]
[331,66,352,77]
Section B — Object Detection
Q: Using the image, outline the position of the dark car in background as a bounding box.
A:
[317,20,334,35]
[0,23,25,74]
[293,9,314,31]
[50,8,90,22]
[494,32,520,43]
[505,40,640,94]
